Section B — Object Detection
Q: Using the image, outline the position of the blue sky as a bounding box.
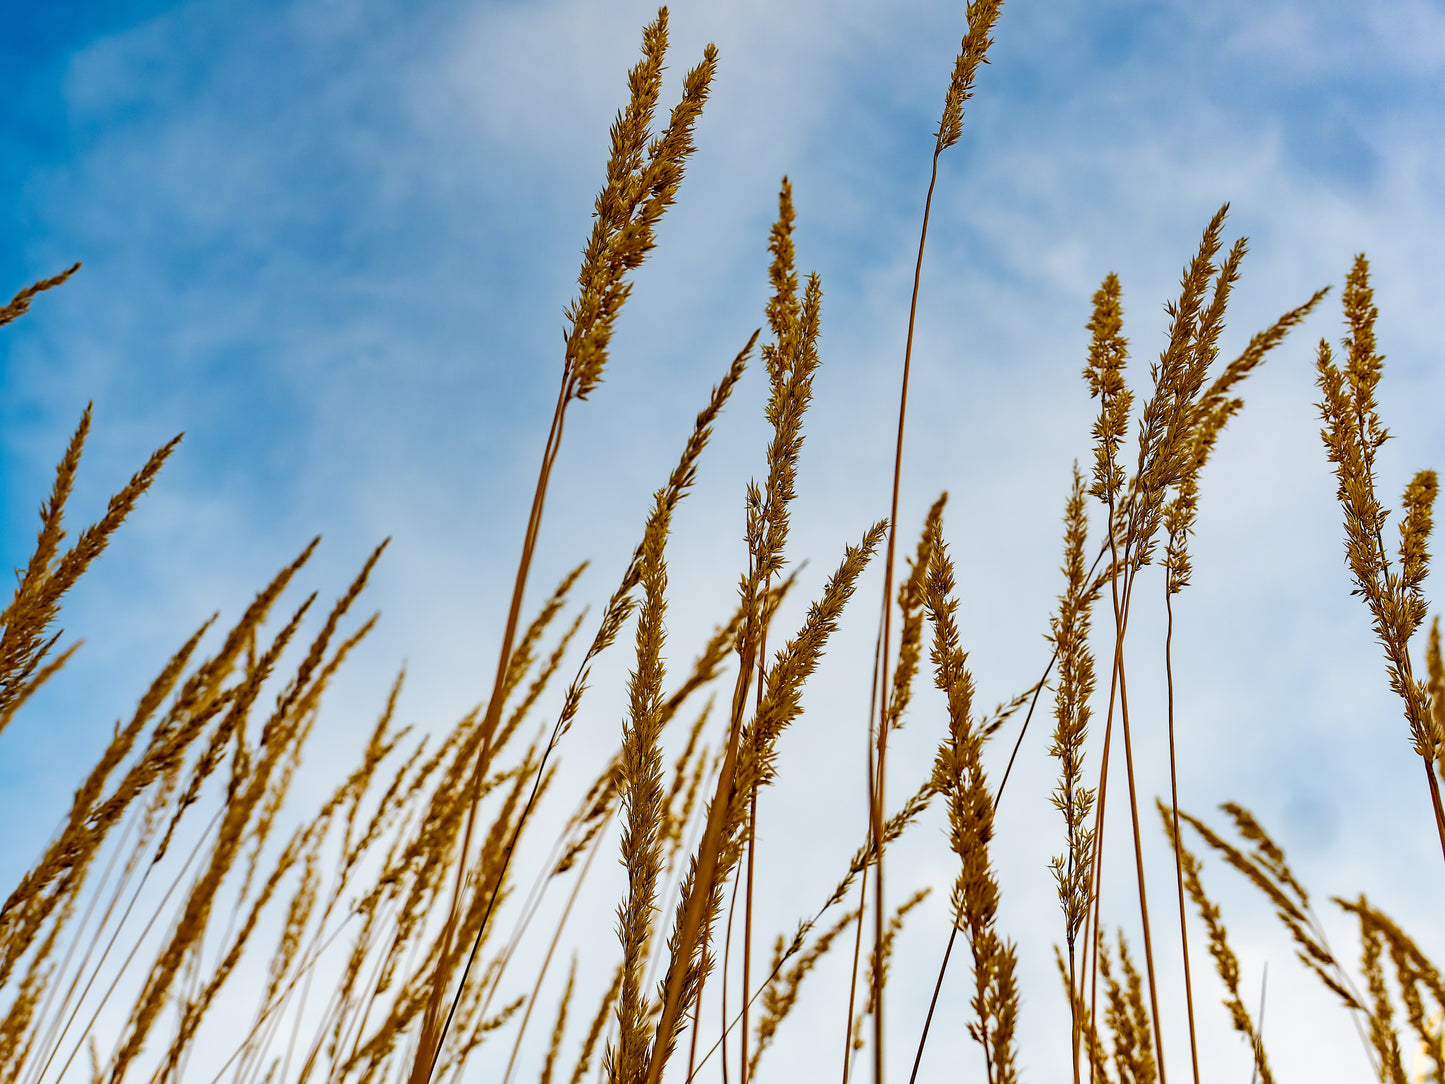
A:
[3,0,1444,1080]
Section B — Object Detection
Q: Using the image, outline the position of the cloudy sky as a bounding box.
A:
[3,0,1444,1080]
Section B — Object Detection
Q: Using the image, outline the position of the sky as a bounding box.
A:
[3,0,1445,1080]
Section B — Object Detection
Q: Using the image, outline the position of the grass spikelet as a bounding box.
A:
[1075,207,1312,1084]
[0,612,212,969]
[920,514,1019,1084]
[105,592,319,1083]
[0,261,80,328]
[887,493,948,736]
[547,340,755,884]
[563,7,718,405]
[1158,802,1275,1084]
[499,561,588,712]
[649,519,886,1084]
[1047,462,1099,1080]
[1336,896,1445,1084]
[539,956,577,1084]
[571,964,623,1084]
[1083,273,1133,510]
[934,0,1006,155]
[566,335,753,730]
[1315,254,1445,862]
[1,555,316,995]
[738,174,827,1081]
[735,521,888,803]
[0,405,184,738]
[827,777,940,915]
[1125,206,1231,570]
[649,173,837,1084]
[676,773,941,1073]
[1355,900,1409,1084]
[1170,805,1336,992]
[1191,283,1331,446]
[852,888,930,1054]
[1427,617,1445,779]
[1093,928,1155,1084]
[607,477,676,1084]
[1383,926,1445,1084]
[749,907,859,1077]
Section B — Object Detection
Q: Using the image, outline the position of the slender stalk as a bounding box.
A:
[722,864,740,1084]
[24,802,142,1084]
[500,822,604,1084]
[1165,592,1202,1084]
[844,627,885,1084]
[1083,490,1127,1084]
[644,628,760,1084]
[685,908,724,1082]
[413,379,569,1084]
[908,532,1119,1079]
[1116,643,1169,1082]
[867,131,945,1084]
[1426,762,1445,867]
[741,586,771,1084]
[907,926,957,1084]
[47,807,225,1084]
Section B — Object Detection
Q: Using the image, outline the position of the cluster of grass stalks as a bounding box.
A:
[2,3,1443,1082]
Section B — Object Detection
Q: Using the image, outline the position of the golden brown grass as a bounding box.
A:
[2,3,1442,1084]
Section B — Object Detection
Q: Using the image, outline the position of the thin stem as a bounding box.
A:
[1116,647,1168,1082]
[202,908,364,1084]
[474,791,586,1024]
[841,861,871,1084]
[868,140,944,1084]
[1426,759,1445,868]
[1084,496,1128,1084]
[500,819,605,1084]
[685,919,716,1083]
[25,801,141,1084]
[683,757,726,1084]
[1366,504,1445,866]
[1068,941,1081,1084]
[909,533,1119,1080]
[1248,963,1268,1084]
[1165,590,1202,1084]
[995,655,1056,802]
[413,378,570,1084]
[644,604,760,1084]
[722,863,741,1084]
[907,925,957,1084]
[741,571,772,1084]
[48,806,225,1084]
[844,623,885,1084]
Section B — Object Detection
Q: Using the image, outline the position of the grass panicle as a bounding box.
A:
[1315,254,1445,864]
[4,9,1444,1084]
[1047,462,1100,1083]
[919,515,1019,1084]
[606,479,677,1084]
[1097,929,1157,1084]
[748,907,858,1079]
[1157,803,1274,1084]
[0,262,81,329]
